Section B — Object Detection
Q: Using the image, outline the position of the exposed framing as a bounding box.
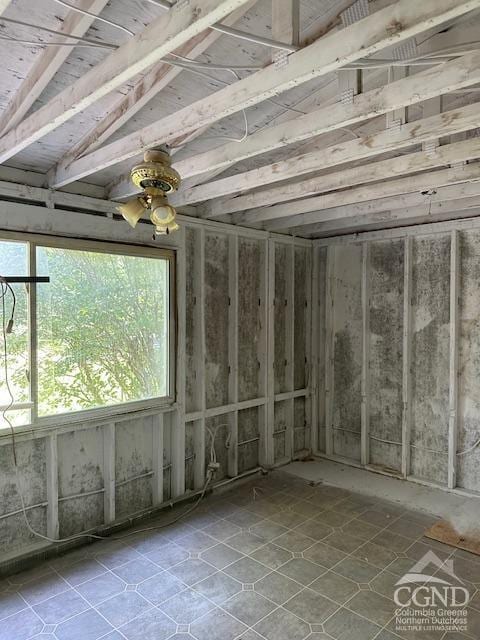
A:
[313,213,480,497]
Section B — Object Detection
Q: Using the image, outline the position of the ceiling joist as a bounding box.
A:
[48,0,480,189]
[0,0,110,136]
[299,195,480,237]
[242,164,480,228]
[268,175,480,230]
[173,100,480,207]
[0,0,251,164]
[56,0,257,166]
[202,137,480,219]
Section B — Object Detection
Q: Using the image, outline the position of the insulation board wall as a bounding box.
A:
[314,223,480,494]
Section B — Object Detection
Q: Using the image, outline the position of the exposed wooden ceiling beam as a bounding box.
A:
[48,0,480,188]
[201,137,480,219]
[0,0,251,165]
[297,195,480,238]
[244,162,480,229]
[108,49,480,201]
[173,101,480,207]
[55,1,257,167]
[266,176,480,230]
[107,0,357,200]
[0,0,110,136]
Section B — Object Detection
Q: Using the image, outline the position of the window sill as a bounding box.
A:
[0,397,177,441]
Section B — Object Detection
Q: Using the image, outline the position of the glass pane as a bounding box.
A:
[37,246,170,417]
[0,240,30,426]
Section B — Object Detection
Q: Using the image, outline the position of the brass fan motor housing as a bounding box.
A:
[130,150,181,194]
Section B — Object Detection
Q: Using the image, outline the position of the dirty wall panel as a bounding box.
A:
[317,247,327,453]
[0,439,46,516]
[185,227,200,414]
[368,239,404,473]
[294,397,308,454]
[238,407,259,474]
[274,244,289,394]
[238,238,263,402]
[115,416,154,518]
[59,495,104,538]
[458,230,480,492]
[332,243,362,461]
[185,422,195,492]
[294,247,308,391]
[163,415,172,502]
[0,509,47,558]
[274,401,288,463]
[410,235,450,485]
[205,232,229,408]
[0,439,47,556]
[58,427,104,536]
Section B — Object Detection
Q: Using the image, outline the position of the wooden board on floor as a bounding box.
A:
[424,520,480,556]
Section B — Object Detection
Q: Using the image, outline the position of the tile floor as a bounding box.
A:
[1,470,479,640]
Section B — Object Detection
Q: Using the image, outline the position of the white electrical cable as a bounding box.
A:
[210,23,299,53]
[0,16,117,48]
[457,437,480,456]
[144,0,298,52]
[0,35,113,48]
[168,52,262,71]
[52,0,135,37]
[167,65,249,148]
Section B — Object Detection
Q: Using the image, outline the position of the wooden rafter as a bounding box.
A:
[171,101,480,207]
[298,195,480,238]
[107,50,480,202]
[170,51,480,185]
[55,0,257,166]
[201,137,480,219]
[0,0,110,136]
[246,165,480,228]
[47,0,480,188]
[266,174,480,230]
[107,0,358,200]
[0,0,252,164]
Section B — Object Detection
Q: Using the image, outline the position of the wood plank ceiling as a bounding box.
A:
[0,0,479,238]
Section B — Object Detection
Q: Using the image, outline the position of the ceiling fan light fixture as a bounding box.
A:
[121,149,181,235]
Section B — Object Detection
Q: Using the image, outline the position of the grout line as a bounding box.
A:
[3,477,466,640]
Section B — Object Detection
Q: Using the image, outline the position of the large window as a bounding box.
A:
[0,236,174,428]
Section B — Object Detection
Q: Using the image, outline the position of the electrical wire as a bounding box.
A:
[0,280,17,465]
[0,281,221,543]
[457,437,480,456]
[167,65,249,148]
[0,16,117,49]
[168,52,262,71]
[52,0,135,37]
[144,0,298,52]
[0,35,114,48]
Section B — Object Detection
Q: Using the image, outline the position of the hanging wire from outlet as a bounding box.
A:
[0,280,223,543]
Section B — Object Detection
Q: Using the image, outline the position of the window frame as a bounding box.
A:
[0,231,176,431]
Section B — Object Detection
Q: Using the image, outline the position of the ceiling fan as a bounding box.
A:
[117,149,181,235]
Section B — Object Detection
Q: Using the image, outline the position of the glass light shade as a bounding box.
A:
[116,198,146,228]
[150,197,179,235]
